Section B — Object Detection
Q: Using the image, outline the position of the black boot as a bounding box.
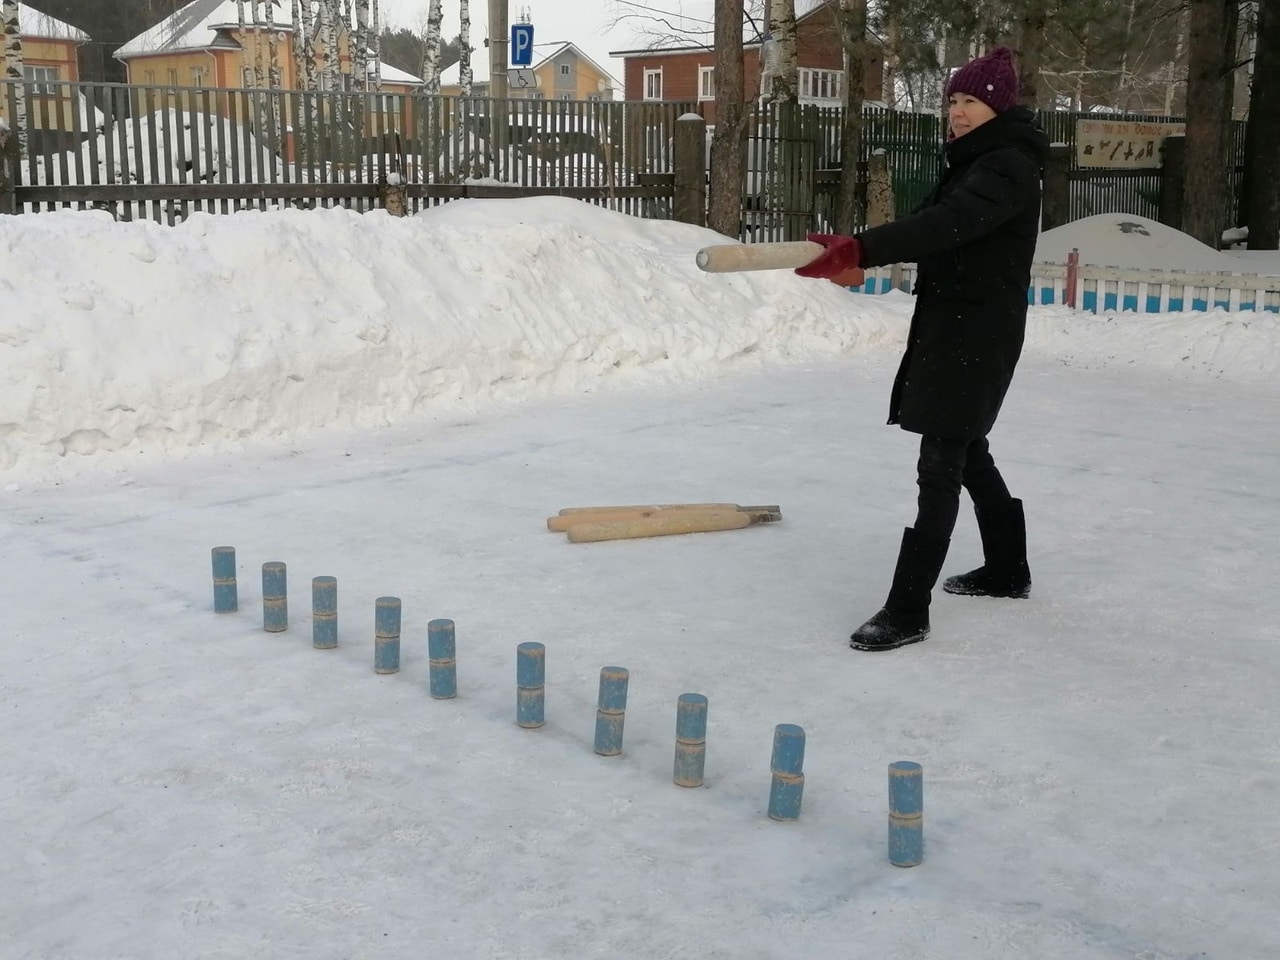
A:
[850,527,951,651]
[942,498,1031,599]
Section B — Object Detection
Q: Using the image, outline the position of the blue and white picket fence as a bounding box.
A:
[851,263,1280,315]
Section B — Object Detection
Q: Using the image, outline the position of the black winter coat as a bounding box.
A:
[856,107,1050,440]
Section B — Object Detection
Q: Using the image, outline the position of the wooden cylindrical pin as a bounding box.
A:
[516,642,545,728]
[767,723,806,821]
[212,546,237,613]
[427,618,457,699]
[311,576,337,649]
[374,596,401,674]
[673,693,708,787]
[593,666,629,756]
[888,761,924,867]
[261,561,287,632]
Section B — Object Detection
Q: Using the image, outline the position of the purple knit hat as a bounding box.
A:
[946,46,1019,113]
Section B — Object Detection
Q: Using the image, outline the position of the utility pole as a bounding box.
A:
[489,0,508,99]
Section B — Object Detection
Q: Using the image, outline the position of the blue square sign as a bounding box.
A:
[511,24,534,66]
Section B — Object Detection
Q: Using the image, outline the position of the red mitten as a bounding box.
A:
[795,233,866,287]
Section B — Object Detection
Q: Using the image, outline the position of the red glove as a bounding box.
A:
[795,233,866,287]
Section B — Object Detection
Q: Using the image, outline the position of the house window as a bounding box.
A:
[559,64,571,76]
[559,93,571,101]
[698,65,715,101]
[23,66,58,95]
[643,68,662,101]
[144,69,157,86]
[167,68,179,87]
[190,66,207,87]
[800,68,843,102]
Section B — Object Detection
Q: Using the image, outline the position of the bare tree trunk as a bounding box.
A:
[263,0,279,89]
[1,0,25,156]
[1014,0,1050,109]
[882,11,900,109]
[321,0,340,92]
[1242,0,1278,246]
[372,0,381,88]
[301,0,319,92]
[460,0,473,94]
[1165,3,1188,114]
[767,0,799,103]
[292,0,306,85]
[421,0,443,93]
[1182,0,1232,246]
[353,0,370,91]
[708,0,748,237]
[834,0,867,234]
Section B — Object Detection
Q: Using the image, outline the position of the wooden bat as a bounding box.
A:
[565,508,776,543]
[556,502,780,516]
[695,240,823,274]
[547,504,781,532]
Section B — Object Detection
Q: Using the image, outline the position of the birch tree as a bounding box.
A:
[459,0,473,94]
[420,0,443,93]
[265,0,281,89]
[353,0,370,91]
[293,0,306,85]
[320,0,341,91]
[1,0,25,156]
[766,0,799,103]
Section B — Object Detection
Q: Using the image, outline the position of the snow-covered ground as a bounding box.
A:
[2,199,1278,959]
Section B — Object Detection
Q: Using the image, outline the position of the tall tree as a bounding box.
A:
[459,0,473,93]
[1013,0,1051,107]
[766,0,799,102]
[420,0,443,92]
[1182,0,1235,245]
[353,0,370,91]
[835,0,867,233]
[1242,0,1278,247]
[708,0,748,237]
[1,0,25,155]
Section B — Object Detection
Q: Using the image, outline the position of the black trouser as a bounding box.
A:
[913,435,1013,541]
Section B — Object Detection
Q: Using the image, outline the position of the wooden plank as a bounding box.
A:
[70,81,87,209]
[160,86,176,224]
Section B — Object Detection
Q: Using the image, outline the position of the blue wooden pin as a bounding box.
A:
[673,693,708,787]
[312,576,337,649]
[516,642,545,728]
[211,546,237,613]
[262,561,287,632]
[767,723,806,821]
[374,596,401,674]
[593,666,629,756]
[427,618,457,699]
[888,760,924,867]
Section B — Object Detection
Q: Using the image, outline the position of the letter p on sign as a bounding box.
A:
[511,24,534,67]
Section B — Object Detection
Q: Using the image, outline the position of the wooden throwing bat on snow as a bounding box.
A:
[694,241,824,274]
[547,504,782,542]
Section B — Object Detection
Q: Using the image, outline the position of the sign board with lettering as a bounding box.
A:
[511,24,535,67]
[1075,119,1186,169]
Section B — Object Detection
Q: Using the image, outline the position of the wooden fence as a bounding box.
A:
[0,79,694,223]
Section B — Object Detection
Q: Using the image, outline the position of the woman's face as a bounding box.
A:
[948,94,998,138]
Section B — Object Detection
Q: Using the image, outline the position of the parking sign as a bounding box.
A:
[511,24,534,67]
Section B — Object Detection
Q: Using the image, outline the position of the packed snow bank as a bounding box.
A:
[0,199,902,478]
[2,198,1278,482]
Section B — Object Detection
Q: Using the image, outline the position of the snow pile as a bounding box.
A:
[0,198,902,477]
[1036,213,1275,274]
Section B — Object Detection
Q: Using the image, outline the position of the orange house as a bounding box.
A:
[0,3,90,136]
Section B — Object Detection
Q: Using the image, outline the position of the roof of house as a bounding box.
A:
[115,0,295,59]
[371,62,423,86]
[18,2,90,42]
[438,42,619,90]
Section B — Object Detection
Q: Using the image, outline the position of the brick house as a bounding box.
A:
[0,3,90,137]
[609,1,883,123]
